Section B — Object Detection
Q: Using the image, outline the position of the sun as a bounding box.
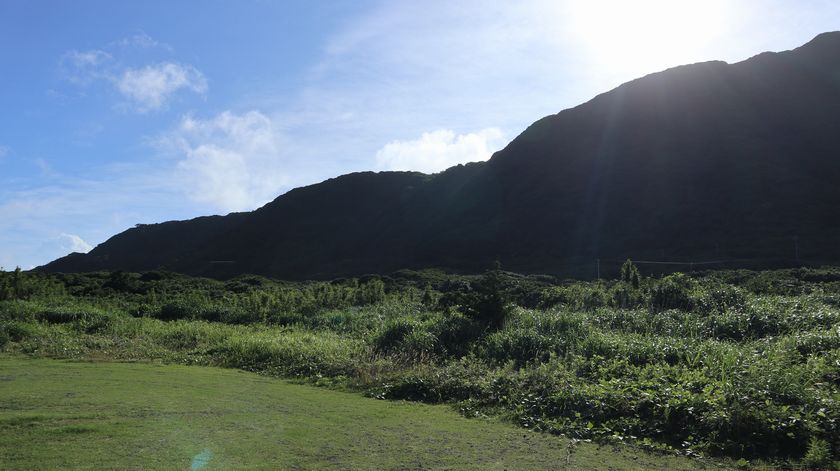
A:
[565,0,733,75]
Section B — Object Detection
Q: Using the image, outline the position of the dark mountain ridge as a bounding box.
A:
[41,33,840,279]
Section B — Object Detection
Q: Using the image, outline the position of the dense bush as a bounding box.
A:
[0,268,65,301]
[217,331,367,377]
[374,317,421,353]
[374,311,483,358]
[650,273,697,311]
[480,309,589,365]
[538,283,608,310]
[463,267,512,328]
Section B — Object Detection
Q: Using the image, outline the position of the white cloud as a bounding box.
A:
[234,2,599,181]
[0,108,297,269]
[34,158,58,178]
[375,128,505,173]
[59,49,113,84]
[62,49,112,68]
[162,111,289,212]
[0,146,9,158]
[59,35,205,113]
[114,32,173,51]
[58,233,93,253]
[276,1,840,183]
[0,165,194,269]
[116,63,207,112]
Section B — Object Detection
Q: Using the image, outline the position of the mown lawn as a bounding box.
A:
[0,357,715,470]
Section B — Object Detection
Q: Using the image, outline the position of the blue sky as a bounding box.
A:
[1,0,838,269]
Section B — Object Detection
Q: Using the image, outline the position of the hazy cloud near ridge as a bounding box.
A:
[158,110,290,213]
[280,1,593,179]
[0,163,195,270]
[58,233,93,253]
[376,128,505,174]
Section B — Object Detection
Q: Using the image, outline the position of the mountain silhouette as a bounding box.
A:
[41,32,840,279]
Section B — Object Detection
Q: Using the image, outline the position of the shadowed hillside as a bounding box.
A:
[41,32,840,279]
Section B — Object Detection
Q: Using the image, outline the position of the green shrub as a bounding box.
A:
[539,283,608,311]
[35,305,114,333]
[649,273,696,311]
[482,327,557,365]
[461,267,512,329]
[156,300,199,321]
[695,283,748,314]
[481,309,589,365]
[206,305,258,324]
[374,318,421,353]
[377,356,505,403]
[217,330,366,377]
[609,282,644,309]
[421,284,438,307]
[0,268,65,301]
[374,311,482,358]
[151,321,232,350]
[425,311,482,357]
[620,259,641,289]
[0,300,40,322]
[400,329,437,355]
[356,279,386,305]
[0,321,38,344]
[743,271,808,296]
[802,438,831,470]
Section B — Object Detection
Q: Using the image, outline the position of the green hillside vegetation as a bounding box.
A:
[2,265,840,469]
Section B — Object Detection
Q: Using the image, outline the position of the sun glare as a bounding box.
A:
[566,0,733,75]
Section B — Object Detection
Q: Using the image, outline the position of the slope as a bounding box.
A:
[41,32,840,279]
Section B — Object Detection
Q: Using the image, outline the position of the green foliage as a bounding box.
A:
[650,273,697,312]
[620,259,641,289]
[3,267,840,466]
[374,317,420,353]
[0,321,35,346]
[217,330,366,377]
[694,283,748,315]
[802,438,832,470]
[0,268,65,301]
[457,265,513,329]
[469,266,511,328]
[609,282,644,309]
[373,310,483,359]
[538,283,608,310]
[481,309,589,365]
[421,283,437,307]
[356,278,386,305]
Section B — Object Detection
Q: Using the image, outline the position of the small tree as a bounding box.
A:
[465,261,511,329]
[620,259,641,289]
[421,283,437,307]
[356,278,385,305]
[12,267,23,298]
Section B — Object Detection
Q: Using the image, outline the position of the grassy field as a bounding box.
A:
[0,357,714,470]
